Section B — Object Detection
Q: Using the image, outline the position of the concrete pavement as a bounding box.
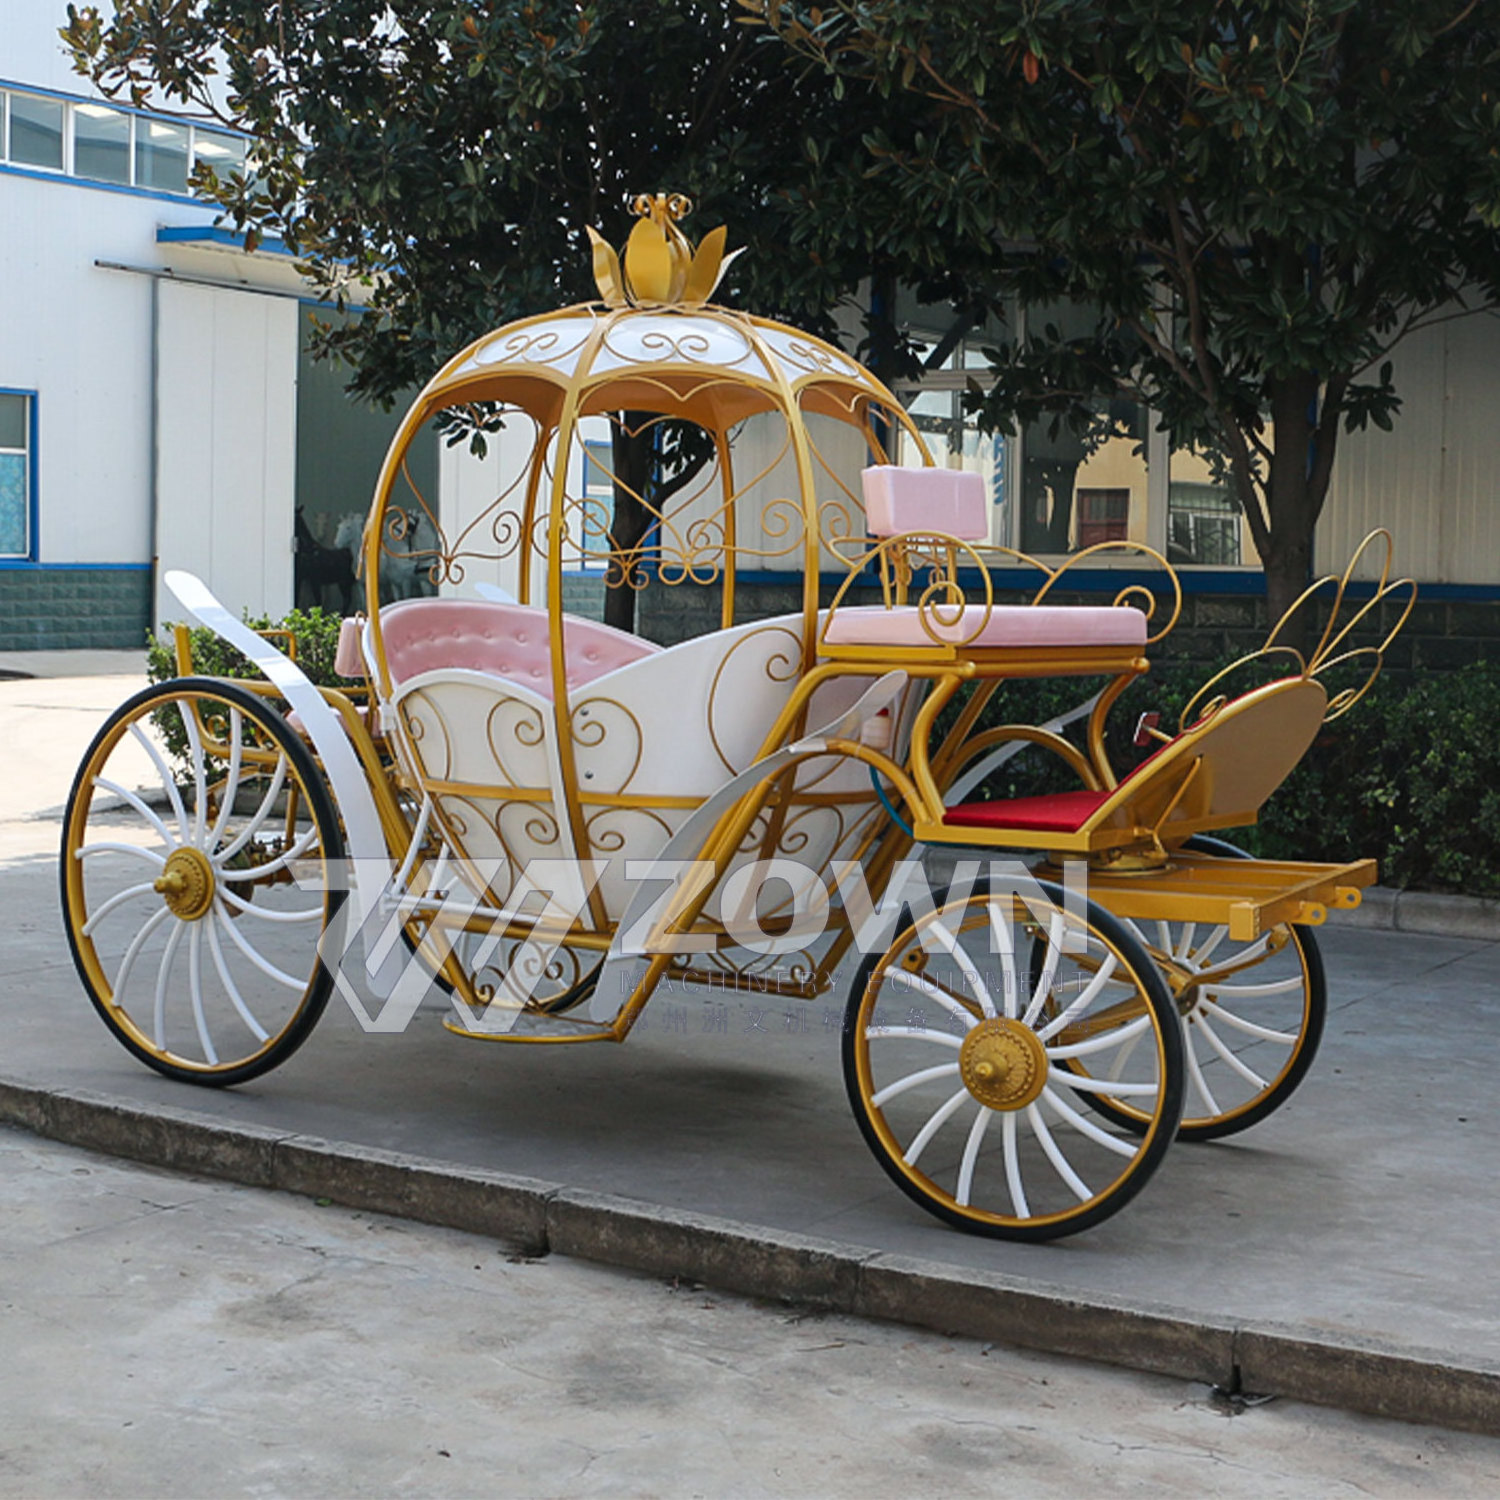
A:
[3,663,1499,1435]
[6,1127,1499,1499]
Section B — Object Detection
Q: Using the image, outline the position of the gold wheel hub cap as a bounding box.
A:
[153,847,215,921]
[959,1017,1048,1111]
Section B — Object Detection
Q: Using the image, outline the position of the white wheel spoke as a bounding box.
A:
[206,917,269,1043]
[152,921,185,1049]
[207,708,244,849]
[987,899,1018,1018]
[1192,924,1229,965]
[871,1061,961,1108]
[1041,1086,1138,1158]
[925,917,995,1018]
[902,1087,971,1169]
[82,879,158,936]
[1198,999,1297,1044]
[1044,1013,1152,1060]
[214,756,288,863]
[1194,1015,1269,1089]
[180,699,209,844]
[128,721,189,839]
[1175,922,1197,961]
[214,907,308,991]
[1156,920,1173,955]
[78,840,166,867]
[893,971,981,1030]
[955,1104,992,1207]
[91,777,176,849]
[1047,1069,1161,1098]
[112,905,171,998]
[1002,1112,1029,1218]
[1184,1037,1222,1117]
[187,926,218,1065]
[1036,952,1120,1041]
[1022,912,1066,1026]
[217,884,324,923]
[868,1025,963,1049]
[1208,975,1305,998]
[1026,1102,1092,1201]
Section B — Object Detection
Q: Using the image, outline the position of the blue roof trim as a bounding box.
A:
[156,225,294,257]
[0,160,220,206]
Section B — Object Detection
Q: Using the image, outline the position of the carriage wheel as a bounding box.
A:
[1086,835,1327,1142]
[843,877,1183,1241]
[61,678,345,1087]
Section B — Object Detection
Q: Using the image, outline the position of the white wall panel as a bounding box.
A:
[155,281,297,621]
[1319,313,1500,584]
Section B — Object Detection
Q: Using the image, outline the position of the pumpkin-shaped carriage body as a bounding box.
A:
[61,197,1413,1241]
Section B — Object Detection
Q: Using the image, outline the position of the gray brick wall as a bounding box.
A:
[0,569,151,650]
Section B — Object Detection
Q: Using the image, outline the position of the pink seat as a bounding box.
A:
[379,598,661,699]
[822,603,1147,650]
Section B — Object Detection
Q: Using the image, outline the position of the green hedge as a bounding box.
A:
[144,607,351,770]
[146,606,348,690]
[959,659,1500,898]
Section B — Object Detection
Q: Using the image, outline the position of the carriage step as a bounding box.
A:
[1056,853,1376,940]
[442,1008,617,1044]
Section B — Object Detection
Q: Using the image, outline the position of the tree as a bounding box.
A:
[64,0,904,629]
[749,0,1500,627]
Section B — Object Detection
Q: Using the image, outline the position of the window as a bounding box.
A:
[135,117,189,193]
[891,296,1256,569]
[0,393,34,559]
[1168,442,1250,565]
[0,86,251,200]
[9,93,64,171]
[1020,399,1148,556]
[73,103,131,182]
[574,438,615,570]
[193,127,248,182]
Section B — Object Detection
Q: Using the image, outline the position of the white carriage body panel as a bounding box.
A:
[384,608,888,926]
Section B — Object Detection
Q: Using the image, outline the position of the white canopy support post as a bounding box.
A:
[162,570,399,998]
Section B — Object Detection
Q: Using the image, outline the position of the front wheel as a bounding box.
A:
[61,678,345,1086]
[843,877,1184,1241]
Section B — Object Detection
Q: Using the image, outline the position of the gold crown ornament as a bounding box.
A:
[586,193,743,308]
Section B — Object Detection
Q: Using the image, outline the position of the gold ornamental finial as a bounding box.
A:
[586,192,742,309]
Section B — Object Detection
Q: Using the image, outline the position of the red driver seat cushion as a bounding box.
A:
[943,787,1111,834]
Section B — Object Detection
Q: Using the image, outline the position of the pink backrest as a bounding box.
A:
[379,598,661,700]
[861,465,989,540]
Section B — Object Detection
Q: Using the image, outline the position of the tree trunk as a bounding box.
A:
[603,414,655,635]
[1256,372,1324,657]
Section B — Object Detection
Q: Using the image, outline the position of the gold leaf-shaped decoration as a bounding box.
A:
[586,226,627,307]
[624,215,677,303]
[681,224,727,305]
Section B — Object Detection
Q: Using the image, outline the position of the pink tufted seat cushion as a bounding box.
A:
[822,603,1147,650]
[379,598,661,700]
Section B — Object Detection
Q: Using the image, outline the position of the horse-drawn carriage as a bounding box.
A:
[61,196,1412,1239]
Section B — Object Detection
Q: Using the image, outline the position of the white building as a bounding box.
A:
[4,1,1497,662]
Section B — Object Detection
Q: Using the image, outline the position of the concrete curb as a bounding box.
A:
[2,1074,1495,1436]
[1326,885,1500,942]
